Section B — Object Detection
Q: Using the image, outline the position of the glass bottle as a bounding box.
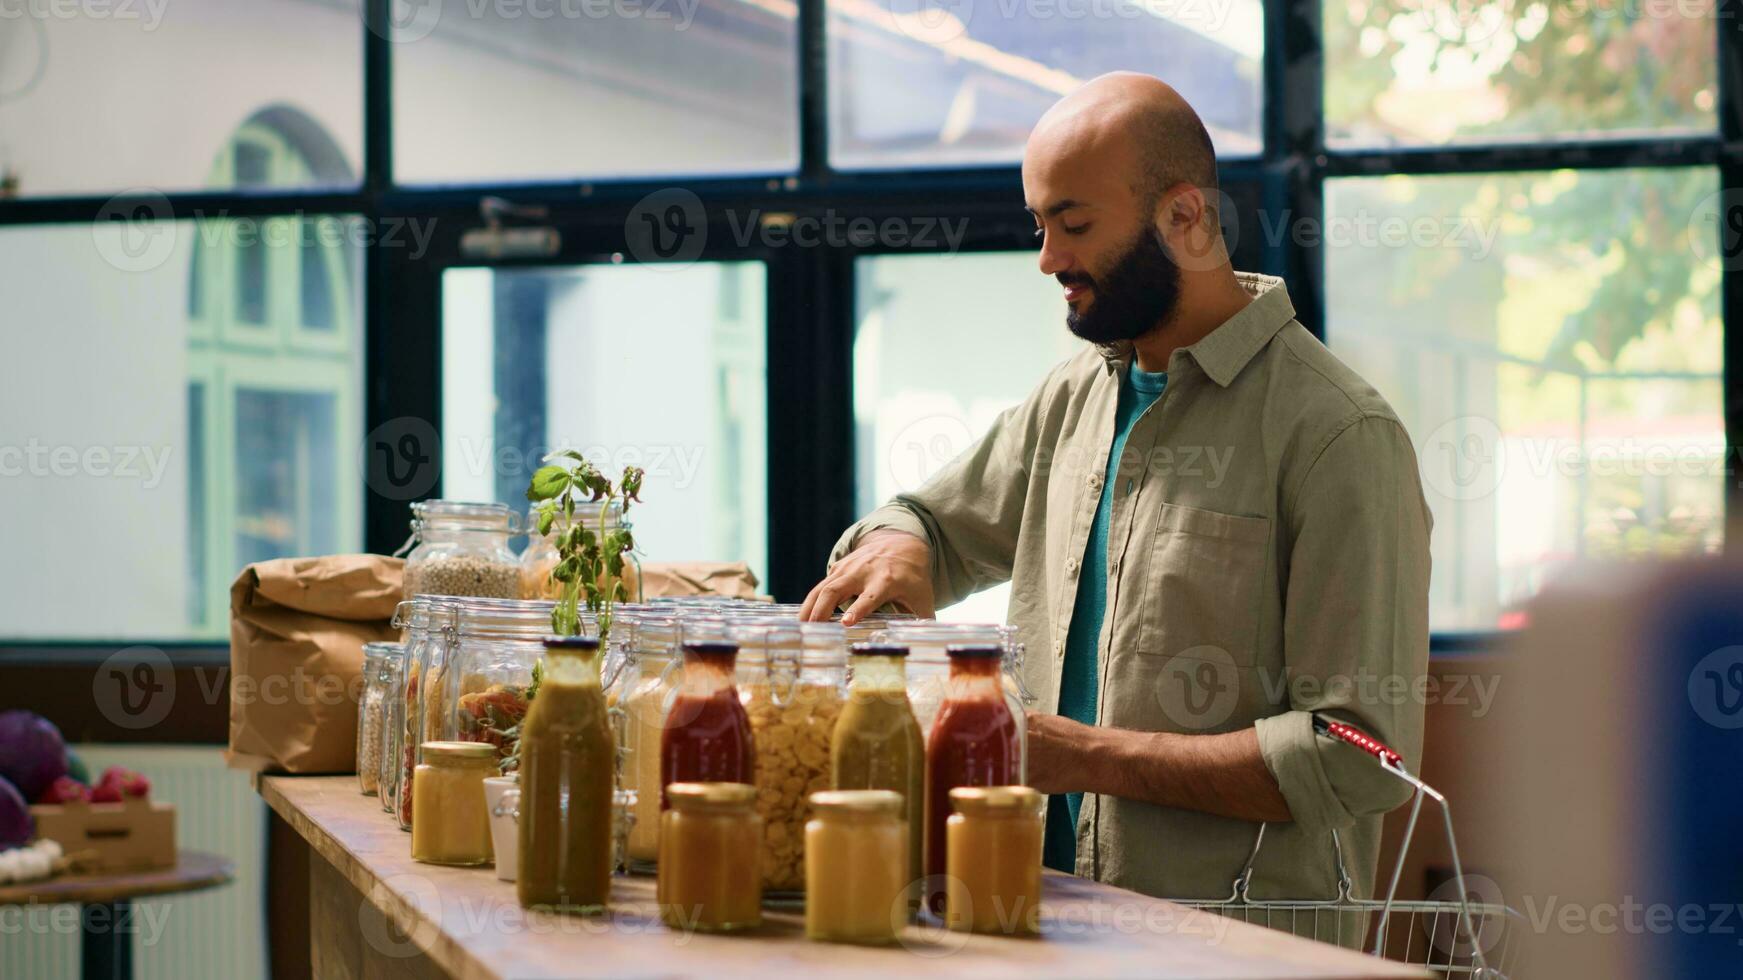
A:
[357,642,403,795]
[945,786,1044,936]
[831,643,923,898]
[618,614,681,869]
[806,789,909,944]
[517,636,616,913]
[922,644,1021,914]
[401,500,522,601]
[377,649,406,812]
[519,500,643,603]
[657,782,763,932]
[660,641,755,809]
[397,597,457,830]
[410,741,496,866]
[876,621,1033,782]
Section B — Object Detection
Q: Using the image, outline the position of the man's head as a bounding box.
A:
[1022,72,1225,345]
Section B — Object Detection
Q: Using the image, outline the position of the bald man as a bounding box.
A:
[803,73,1431,931]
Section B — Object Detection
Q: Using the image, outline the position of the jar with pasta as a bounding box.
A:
[438,597,558,776]
[728,620,847,894]
[401,500,522,602]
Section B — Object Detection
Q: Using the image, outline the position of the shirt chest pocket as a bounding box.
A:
[1135,503,1271,666]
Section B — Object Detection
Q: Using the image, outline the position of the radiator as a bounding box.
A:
[0,745,268,980]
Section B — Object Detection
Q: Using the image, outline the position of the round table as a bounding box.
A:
[0,850,234,980]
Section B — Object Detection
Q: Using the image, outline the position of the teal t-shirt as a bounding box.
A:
[1043,359,1168,873]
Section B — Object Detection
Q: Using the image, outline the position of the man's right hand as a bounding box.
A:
[799,529,936,626]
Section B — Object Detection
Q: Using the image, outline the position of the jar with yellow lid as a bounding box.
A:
[805,790,910,944]
[410,740,497,866]
[656,782,762,932]
[945,785,1044,936]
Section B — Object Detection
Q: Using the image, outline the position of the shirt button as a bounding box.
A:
[1055,639,1065,658]
[1065,557,1079,574]
[1088,472,1103,490]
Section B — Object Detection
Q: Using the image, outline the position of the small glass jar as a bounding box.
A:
[402,500,522,602]
[806,790,910,944]
[410,741,497,866]
[357,643,403,795]
[729,620,847,893]
[657,782,763,932]
[945,786,1044,936]
[377,649,406,812]
[519,500,643,603]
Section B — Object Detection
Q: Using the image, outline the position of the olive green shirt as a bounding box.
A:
[829,273,1432,926]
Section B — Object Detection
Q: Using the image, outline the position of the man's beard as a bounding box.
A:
[1061,225,1183,345]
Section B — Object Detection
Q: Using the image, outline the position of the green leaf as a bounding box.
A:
[536,507,555,537]
[527,465,570,501]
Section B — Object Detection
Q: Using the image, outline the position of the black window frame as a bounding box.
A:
[0,0,1736,663]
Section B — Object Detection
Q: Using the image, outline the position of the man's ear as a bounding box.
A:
[1163,183,1223,270]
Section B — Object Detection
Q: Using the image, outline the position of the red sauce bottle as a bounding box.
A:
[923,644,1020,914]
[660,641,755,810]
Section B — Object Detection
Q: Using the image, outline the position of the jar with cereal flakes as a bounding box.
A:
[720,619,847,894]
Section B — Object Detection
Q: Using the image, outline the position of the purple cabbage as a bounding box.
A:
[0,711,68,804]
[0,776,30,849]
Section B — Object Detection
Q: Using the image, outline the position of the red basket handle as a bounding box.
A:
[1314,716,1403,768]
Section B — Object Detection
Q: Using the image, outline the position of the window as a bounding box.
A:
[0,218,362,641]
[391,3,799,184]
[828,0,1264,168]
[1325,167,1724,631]
[0,0,361,197]
[854,251,1081,622]
[441,262,771,583]
[1324,0,1717,146]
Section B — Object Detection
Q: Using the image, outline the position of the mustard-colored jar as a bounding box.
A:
[805,790,910,944]
[411,741,497,866]
[945,786,1044,936]
[657,782,763,932]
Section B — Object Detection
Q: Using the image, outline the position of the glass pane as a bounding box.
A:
[0,0,361,196]
[1325,0,1717,147]
[441,262,770,582]
[393,3,797,184]
[828,0,1263,170]
[853,251,1078,622]
[0,217,364,641]
[1324,167,1724,632]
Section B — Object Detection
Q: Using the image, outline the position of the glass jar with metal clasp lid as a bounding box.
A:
[390,596,456,826]
[518,500,645,603]
[399,500,523,602]
[610,606,683,872]
[681,616,849,895]
[357,642,404,796]
[871,621,1036,783]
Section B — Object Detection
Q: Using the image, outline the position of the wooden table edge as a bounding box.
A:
[0,849,234,907]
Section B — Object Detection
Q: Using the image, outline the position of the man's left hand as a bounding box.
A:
[1025,712,1102,795]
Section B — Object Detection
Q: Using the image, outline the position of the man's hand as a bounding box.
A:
[1026,713,1100,795]
[800,529,936,626]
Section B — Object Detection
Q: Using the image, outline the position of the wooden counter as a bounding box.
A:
[262,775,1426,980]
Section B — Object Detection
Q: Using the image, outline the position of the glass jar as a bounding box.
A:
[876,622,1032,782]
[519,500,644,604]
[832,644,923,896]
[661,639,755,807]
[518,637,617,913]
[437,597,558,775]
[730,620,847,893]
[657,782,762,932]
[617,614,681,869]
[377,648,407,812]
[410,741,497,866]
[401,500,522,601]
[945,786,1044,936]
[357,643,403,795]
[395,597,457,829]
[805,789,910,944]
[922,644,1022,914]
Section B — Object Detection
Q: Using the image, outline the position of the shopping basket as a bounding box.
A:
[1170,715,1524,979]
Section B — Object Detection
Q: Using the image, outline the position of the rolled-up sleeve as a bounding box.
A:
[1256,414,1433,834]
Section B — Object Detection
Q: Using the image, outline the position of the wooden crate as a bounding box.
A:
[29,799,176,872]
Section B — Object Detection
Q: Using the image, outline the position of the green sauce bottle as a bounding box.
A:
[831,643,924,901]
[517,636,616,913]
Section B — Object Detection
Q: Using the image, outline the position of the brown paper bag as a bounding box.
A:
[640,561,764,600]
[226,554,403,773]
